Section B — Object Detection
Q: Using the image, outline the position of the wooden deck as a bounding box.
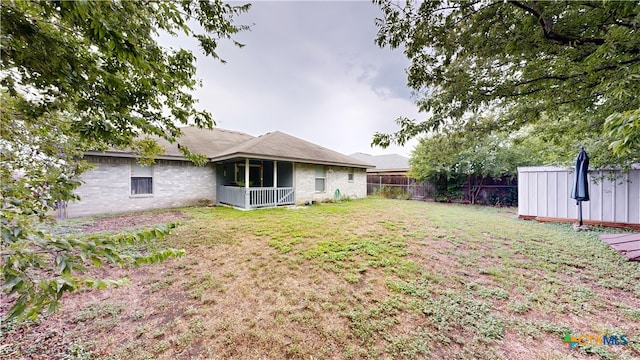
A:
[598,233,640,261]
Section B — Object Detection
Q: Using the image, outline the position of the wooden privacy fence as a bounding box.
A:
[367,183,435,200]
[518,166,640,228]
[367,181,516,205]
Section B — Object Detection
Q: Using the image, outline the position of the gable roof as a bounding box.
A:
[349,153,409,171]
[212,131,373,168]
[86,127,371,168]
[85,127,254,160]
[155,127,255,158]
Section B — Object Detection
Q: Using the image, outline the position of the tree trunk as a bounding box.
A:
[472,177,485,205]
[468,175,473,204]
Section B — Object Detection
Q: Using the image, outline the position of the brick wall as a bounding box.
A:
[66,156,216,217]
[65,157,366,216]
[294,164,367,204]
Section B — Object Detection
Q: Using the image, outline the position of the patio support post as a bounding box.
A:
[273,160,278,206]
[245,158,250,209]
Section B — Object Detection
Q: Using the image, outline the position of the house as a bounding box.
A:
[349,153,434,197]
[66,127,373,217]
[349,153,412,187]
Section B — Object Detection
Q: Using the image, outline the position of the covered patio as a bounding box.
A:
[216,158,295,209]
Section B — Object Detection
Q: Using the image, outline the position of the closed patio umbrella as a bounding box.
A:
[570,147,590,226]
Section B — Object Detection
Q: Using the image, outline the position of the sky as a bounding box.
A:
[159,1,422,157]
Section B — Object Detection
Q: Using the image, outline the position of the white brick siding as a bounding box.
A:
[294,164,367,204]
[66,157,366,217]
[66,156,216,217]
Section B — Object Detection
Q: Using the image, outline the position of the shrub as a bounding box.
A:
[378,186,412,200]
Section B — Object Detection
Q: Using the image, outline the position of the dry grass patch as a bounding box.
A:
[1,199,639,359]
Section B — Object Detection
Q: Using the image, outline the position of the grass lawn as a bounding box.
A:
[2,198,639,359]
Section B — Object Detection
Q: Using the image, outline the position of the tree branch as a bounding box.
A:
[508,1,605,46]
[485,57,640,97]
[452,2,500,27]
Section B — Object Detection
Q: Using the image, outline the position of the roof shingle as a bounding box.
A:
[349,152,409,171]
[87,127,371,168]
[212,131,372,168]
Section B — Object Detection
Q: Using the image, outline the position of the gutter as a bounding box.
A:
[210,153,375,169]
[84,151,188,162]
[84,151,376,169]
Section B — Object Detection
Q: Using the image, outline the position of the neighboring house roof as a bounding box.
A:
[349,153,410,172]
[86,127,372,168]
[212,131,373,168]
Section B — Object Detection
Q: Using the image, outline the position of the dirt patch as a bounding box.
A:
[2,200,639,359]
[82,211,188,233]
[0,210,194,359]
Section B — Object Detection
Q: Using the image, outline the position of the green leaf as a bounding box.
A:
[12,226,23,237]
[5,298,27,321]
[55,255,66,274]
[3,278,24,296]
[374,0,640,168]
[1,0,244,323]
[90,256,103,267]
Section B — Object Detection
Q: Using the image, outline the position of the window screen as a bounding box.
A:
[315,165,325,192]
[131,164,153,195]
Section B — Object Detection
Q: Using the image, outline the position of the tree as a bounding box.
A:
[1,0,249,320]
[409,130,539,203]
[372,0,639,167]
[605,109,640,159]
[408,132,467,202]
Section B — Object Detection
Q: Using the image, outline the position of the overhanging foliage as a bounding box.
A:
[372,0,639,167]
[1,0,249,321]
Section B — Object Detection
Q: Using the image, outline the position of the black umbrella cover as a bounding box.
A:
[571,148,590,202]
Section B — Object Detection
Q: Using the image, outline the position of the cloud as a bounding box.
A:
[160,1,421,157]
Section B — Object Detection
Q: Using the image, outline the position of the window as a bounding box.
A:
[131,164,153,195]
[235,162,261,187]
[348,168,354,182]
[315,165,325,192]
